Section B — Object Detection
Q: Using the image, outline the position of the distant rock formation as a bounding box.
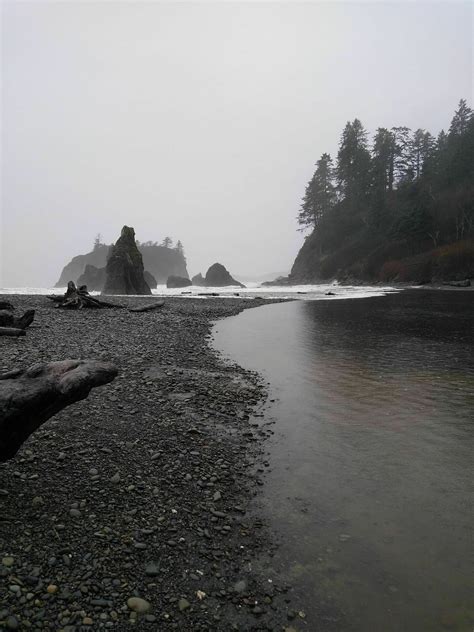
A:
[261,275,291,287]
[204,263,245,288]
[56,242,188,287]
[167,275,192,288]
[56,245,110,287]
[102,226,152,295]
[191,273,206,286]
[144,270,158,289]
[77,264,106,291]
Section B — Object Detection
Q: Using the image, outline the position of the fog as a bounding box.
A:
[1,1,472,287]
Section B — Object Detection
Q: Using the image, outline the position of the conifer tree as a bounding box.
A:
[298,153,336,230]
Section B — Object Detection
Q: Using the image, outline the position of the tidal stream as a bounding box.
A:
[213,290,474,632]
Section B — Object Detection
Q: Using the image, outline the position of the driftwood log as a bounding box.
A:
[0,302,35,330]
[0,327,26,337]
[129,300,165,313]
[47,281,123,309]
[0,359,118,462]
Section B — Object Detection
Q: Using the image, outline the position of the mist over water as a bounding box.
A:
[213,290,474,631]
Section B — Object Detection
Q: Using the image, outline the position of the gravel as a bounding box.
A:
[0,295,297,631]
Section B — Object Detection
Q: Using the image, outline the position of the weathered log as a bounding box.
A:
[129,300,165,313]
[0,305,35,329]
[0,327,26,337]
[0,359,118,462]
[47,281,124,309]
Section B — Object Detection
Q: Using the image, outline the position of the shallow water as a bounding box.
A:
[213,290,474,632]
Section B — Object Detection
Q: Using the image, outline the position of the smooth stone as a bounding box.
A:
[110,473,121,484]
[178,598,190,611]
[127,597,151,614]
[2,557,14,567]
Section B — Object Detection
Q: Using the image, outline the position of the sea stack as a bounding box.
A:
[204,263,245,288]
[102,226,152,295]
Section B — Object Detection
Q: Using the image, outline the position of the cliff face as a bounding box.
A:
[102,226,151,295]
[290,230,474,284]
[56,243,188,287]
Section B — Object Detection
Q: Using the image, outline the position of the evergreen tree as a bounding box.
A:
[336,119,371,203]
[161,236,173,248]
[298,153,336,230]
[449,98,472,137]
[174,240,185,256]
[93,233,103,250]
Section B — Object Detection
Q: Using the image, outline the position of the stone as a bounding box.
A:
[110,473,121,484]
[204,263,245,288]
[47,584,58,594]
[5,616,19,630]
[77,264,106,291]
[102,226,152,295]
[166,275,192,289]
[191,273,206,287]
[178,598,190,611]
[2,556,14,567]
[233,580,247,593]
[143,271,158,289]
[127,597,151,614]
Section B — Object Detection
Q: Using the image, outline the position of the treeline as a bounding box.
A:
[93,234,185,256]
[297,99,473,263]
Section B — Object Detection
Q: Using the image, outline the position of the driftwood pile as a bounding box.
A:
[0,301,35,338]
[47,282,123,309]
[0,359,118,462]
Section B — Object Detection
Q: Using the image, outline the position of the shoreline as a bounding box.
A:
[0,295,296,631]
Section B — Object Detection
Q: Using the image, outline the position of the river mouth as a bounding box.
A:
[212,289,474,632]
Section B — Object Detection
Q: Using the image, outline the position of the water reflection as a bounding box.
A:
[213,290,474,632]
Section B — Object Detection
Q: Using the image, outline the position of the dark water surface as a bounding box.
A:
[213,290,474,632]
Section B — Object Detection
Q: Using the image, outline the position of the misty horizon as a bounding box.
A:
[2,1,472,286]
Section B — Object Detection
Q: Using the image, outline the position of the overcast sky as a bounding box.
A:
[1,1,472,287]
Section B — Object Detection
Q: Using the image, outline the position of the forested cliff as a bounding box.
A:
[291,99,474,283]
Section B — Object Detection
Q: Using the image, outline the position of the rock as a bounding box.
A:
[144,270,158,289]
[46,584,58,594]
[2,557,14,567]
[191,273,206,287]
[204,263,245,288]
[166,275,192,288]
[127,597,151,614]
[102,226,152,295]
[77,264,106,291]
[233,580,247,593]
[178,598,190,611]
[110,472,121,484]
[213,491,222,501]
[69,508,82,518]
[32,496,44,506]
[145,562,160,577]
[0,360,118,462]
[5,616,19,630]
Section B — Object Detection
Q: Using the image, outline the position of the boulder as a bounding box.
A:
[102,226,152,295]
[204,263,245,288]
[0,360,118,462]
[191,273,206,286]
[77,264,106,291]
[144,270,158,289]
[166,275,192,288]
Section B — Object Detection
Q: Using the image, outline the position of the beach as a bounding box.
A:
[0,295,296,631]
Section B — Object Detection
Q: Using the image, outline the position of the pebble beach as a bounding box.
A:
[0,295,297,632]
